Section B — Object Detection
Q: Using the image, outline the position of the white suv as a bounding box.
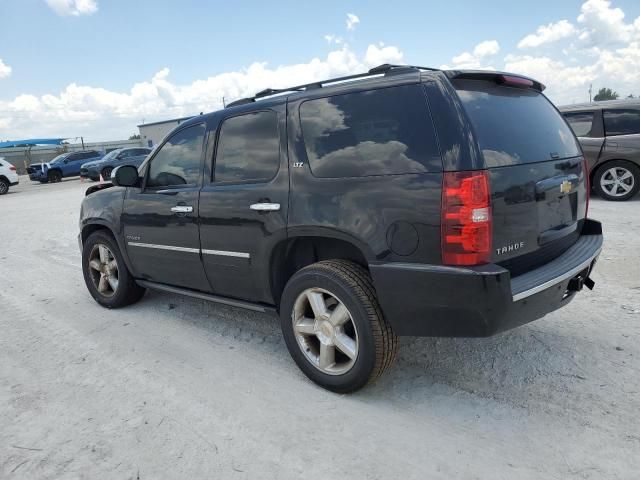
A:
[0,157,19,195]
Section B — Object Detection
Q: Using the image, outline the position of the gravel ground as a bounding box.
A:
[1,177,639,479]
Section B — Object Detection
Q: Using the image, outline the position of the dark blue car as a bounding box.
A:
[80,147,151,181]
[27,150,104,183]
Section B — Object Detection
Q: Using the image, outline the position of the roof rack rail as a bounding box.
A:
[225,64,438,108]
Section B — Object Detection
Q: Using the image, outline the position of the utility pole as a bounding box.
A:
[222,96,226,108]
[589,84,592,102]
[81,136,85,150]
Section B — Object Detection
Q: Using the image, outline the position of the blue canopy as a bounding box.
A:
[0,138,67,148]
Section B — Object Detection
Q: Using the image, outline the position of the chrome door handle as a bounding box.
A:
[250,203,281,211]
[171,205,193,213]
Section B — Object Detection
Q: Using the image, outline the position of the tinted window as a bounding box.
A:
[604,109,640,136]
[454,79,581,166]
[300,85,441,178]
[214,111,280,183]
[147,124,205,188]
[564,111,596,137]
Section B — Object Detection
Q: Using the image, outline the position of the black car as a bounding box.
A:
[78,64,603,393]
[559,100,640,201]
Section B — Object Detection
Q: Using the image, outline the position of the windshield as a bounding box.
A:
[49,154,67,164]
[102,149,122,161]
[453,79,581,167]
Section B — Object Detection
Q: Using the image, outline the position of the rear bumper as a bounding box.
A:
[369,219,603,337]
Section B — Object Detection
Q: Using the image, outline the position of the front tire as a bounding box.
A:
[101,166,113,181]
[280,260,398,393]
[593,160,639,201]
[82,230,145,308]
[0,178,9,195]
[48,170,62,183]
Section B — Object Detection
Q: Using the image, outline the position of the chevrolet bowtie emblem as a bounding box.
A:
[560,180,572,194]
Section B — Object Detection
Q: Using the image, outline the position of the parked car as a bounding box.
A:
[559,100,640,201]
[0,157,19,194]
[81,147,152,181]
[79,64,603,392]
[27,150,104,183]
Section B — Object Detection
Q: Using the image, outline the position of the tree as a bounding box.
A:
[627,94,635,99]
[129,134,141,140]
[593,88,619,101]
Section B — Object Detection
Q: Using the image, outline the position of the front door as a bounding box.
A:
[198,108,289,303]
[122,123,210,292]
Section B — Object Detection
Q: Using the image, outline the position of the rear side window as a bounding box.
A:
[299,85,442,178]
[454,79,581,166]
[564,111,596,137]
[604,109,640,136]
[214,111,280,183]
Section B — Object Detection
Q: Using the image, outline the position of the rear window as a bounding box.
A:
[453,79,581,167]
[564,111,596,137]
[604,109,640,136]
[299,85,442,178]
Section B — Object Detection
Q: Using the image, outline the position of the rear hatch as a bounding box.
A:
[452,76,588,276]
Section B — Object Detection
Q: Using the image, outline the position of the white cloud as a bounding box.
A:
[346,13,360,30]
[324,34,343,45]
[518,20,577,48]
[0,45,405,141]
[577,0,633,44]
[364,44,403,67]
[442,39,500,69]
[45,0,98,17]
[0,58,11,79]
[473,40,500,57]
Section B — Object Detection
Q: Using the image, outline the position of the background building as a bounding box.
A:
[137,116,193,147]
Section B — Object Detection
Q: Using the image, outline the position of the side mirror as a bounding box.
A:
[112,165,140,187]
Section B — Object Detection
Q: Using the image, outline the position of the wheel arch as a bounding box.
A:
[269,232,372,308]
[81,221,137,275]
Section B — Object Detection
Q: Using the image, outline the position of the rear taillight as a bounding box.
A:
[498,75,534,88]
[583,157,590,218]
[441,170,492,266]
[9,165,16,171]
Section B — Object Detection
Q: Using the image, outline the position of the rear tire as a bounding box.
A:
[593,160,639,201]
[0,178,9,195]
[48,170,62,183]
[280,260,398,393]
[82,230,146,308]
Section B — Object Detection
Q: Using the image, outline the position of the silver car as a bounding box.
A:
[560,100,640,201]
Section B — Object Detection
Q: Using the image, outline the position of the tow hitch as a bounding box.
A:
[568,273,595,293]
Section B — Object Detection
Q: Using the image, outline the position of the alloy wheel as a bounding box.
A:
[600,167,635,197]
[88,244,119,297]
[292,288,359,375]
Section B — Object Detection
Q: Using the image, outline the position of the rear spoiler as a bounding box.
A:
[445,70,545,92]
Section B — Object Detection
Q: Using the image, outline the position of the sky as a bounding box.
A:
[0,0,639,141]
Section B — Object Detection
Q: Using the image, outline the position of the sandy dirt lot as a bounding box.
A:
[1,177,639,479]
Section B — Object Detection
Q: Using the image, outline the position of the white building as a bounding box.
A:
[137,116,193,147]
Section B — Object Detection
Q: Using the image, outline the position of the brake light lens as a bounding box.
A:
[583,157,590,218]
[9,165,16,171]
[498,75,534,88]
[442,170,492,265]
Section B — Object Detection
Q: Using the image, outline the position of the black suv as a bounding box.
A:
[79,64,603,392]
[559,100,640,201]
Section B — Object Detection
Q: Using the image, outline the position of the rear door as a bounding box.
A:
[563,110,605,172]
[453,78,588,274]
[122,123,211,291]
[198,107,289,304]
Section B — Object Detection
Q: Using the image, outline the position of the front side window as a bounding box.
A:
[299,85,442,178]
[564,111,596,137]
[604,109,640,136]
[214,111,280,183]
[147,124,205,188]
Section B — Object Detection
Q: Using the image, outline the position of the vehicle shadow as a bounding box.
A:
[135,289,615,416]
